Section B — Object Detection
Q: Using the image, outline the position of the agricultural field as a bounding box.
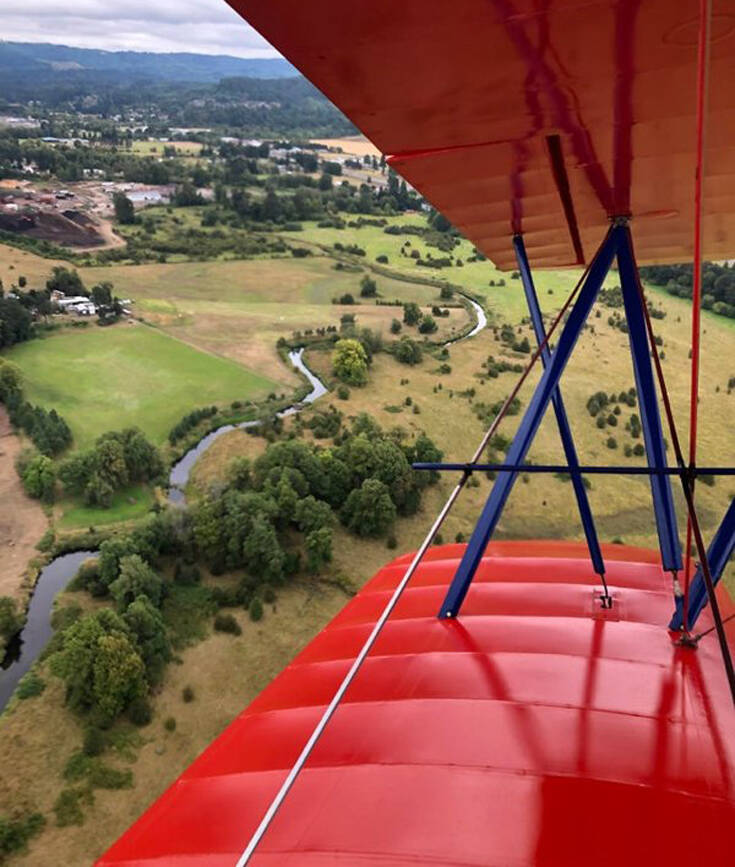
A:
[130,140,203,157]
[4,323,279,449]
[311,136,382,157]
[294,218,625,323]
[77,255,470,383]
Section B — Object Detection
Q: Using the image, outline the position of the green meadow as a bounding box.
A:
[5,323,279,449]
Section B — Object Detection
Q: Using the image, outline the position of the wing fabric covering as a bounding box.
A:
[97,542,735,865]
[229,0,735,269]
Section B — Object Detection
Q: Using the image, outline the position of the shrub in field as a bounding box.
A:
[403,302,420,326]
[418,314,437,334]
[83,727,105,757]
[16,671,45,700]
[54,788,92,827]
[0,812,45,857]
[127,697,153,727]
[249,598,264,622]
[214,613,242,635]
[394,337,422,366]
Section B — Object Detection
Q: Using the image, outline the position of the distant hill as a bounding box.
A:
[0,41,355,138]
[0,41,296,84]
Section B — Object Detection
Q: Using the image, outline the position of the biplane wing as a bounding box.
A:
[97,543,735,866]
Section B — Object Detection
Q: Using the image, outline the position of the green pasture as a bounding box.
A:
[4,324,278,449]
[130,140,203,156]
[58,484,156,529]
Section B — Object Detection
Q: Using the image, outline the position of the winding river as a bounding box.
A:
[168,349,327,503]
[169,299,484,499]
[0,551,95,710]
[453,294,487,343]
[0,297,486,712]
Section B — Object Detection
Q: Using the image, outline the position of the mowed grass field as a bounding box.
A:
[77,255,470,384]
[130,140,203,156]
[4,323,279,449]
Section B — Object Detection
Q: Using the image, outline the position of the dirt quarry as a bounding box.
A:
[0,209,106,247]
[0,409,48,601]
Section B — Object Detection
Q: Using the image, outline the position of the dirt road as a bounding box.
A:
[0,409,47,600]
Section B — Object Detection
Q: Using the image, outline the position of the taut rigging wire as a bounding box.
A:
[684,0,714,629]
[234,243,601,864]
[630,229,735,706]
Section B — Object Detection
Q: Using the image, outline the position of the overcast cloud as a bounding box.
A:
[0,0,281,57]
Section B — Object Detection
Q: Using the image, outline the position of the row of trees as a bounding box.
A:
[0,360,73,457]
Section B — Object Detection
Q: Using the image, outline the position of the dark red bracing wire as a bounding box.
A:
[684,0,713,626]
[627,227,735,706]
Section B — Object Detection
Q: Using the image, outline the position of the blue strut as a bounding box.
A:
[513,234,606,584]
[616,226,682,574]
[670,498,735,631]
[439,223,683,619]
[438,226,620,618]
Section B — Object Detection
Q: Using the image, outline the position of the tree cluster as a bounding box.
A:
[0,295,33,349]
[58,428,162,507]
[48,412,442,732]
[640,261,735,320]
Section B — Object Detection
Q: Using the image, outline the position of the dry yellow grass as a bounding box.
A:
[311,137,382,157]
[0,243,68,290]
[0,410,48,601]
[0,577,353,866]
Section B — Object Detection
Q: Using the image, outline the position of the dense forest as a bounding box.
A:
[640,261,735,320]
[3,76,354,138]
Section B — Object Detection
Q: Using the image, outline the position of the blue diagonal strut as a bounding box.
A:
[513,234,606,581]
[670,498,735,631]
[438,226,621,619]
[616,226,682,574]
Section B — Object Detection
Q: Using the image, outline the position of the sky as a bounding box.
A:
[0,0,283,58]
